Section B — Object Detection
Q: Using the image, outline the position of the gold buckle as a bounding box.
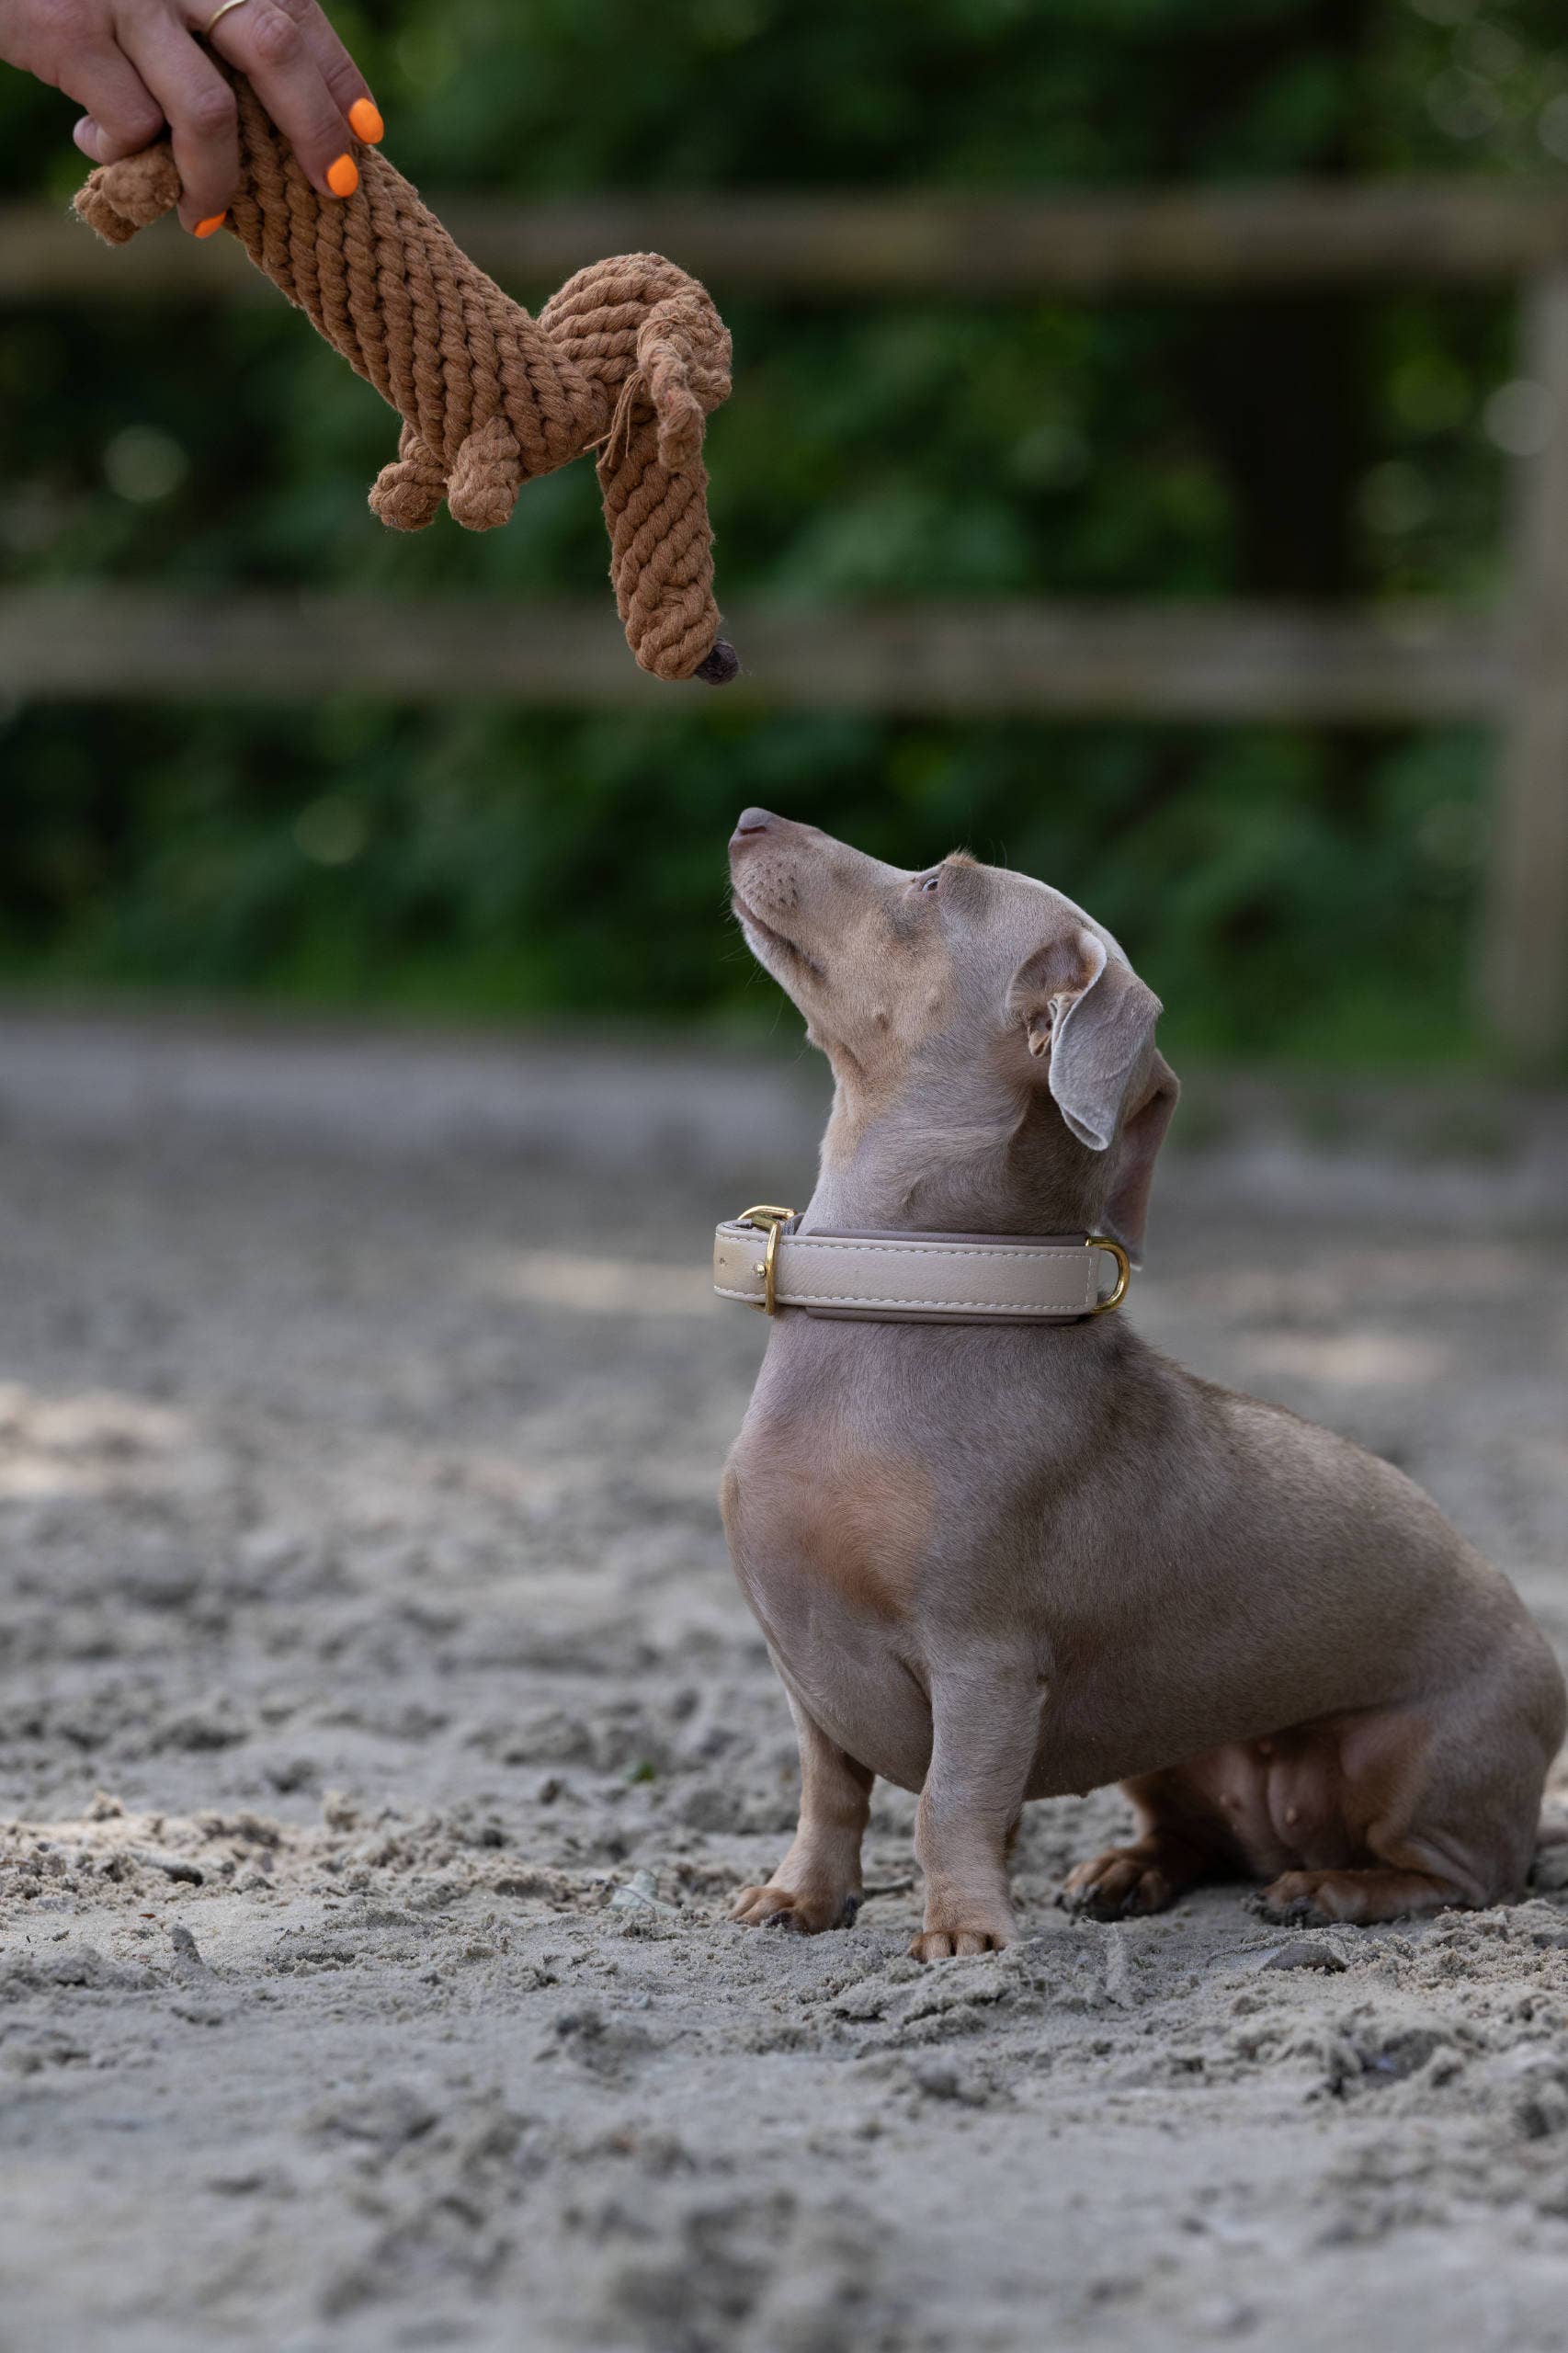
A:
[737,1204,796,1315]
[1085,1234,1131,1314]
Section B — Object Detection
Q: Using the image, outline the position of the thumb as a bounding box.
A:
[74,115,158,165]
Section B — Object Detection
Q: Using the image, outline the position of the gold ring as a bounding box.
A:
[737,1205,796,1316]
[204,0,251,36]
[1085,1234,1131,1314]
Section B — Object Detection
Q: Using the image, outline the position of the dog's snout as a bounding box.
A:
[732,807,778,846]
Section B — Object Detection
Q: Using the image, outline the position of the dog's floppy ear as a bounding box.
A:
[1006,928,1177,1256]
[1099,1048,1179,1262]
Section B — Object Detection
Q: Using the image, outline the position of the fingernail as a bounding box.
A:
[326,153,358,198]
[347,97,383,144]
[193,212,226,238]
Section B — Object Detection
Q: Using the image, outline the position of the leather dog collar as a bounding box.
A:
[712,1206,1131,1324]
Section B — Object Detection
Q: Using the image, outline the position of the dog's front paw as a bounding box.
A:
[908,1912,1013,1961]
[729,1883,861,1935]
[1061,1846,1180,1921]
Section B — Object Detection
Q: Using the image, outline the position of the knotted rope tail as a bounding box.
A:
[74,78,737,686]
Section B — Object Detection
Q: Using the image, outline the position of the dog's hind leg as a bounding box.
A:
[1062,1764,1245,1920]
[1256,1666,1559,1927]
[1256,1864,1467,1925]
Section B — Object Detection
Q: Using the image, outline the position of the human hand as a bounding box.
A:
[0,0,382,233]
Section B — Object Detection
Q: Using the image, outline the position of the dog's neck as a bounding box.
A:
[801,1051,1103,1238]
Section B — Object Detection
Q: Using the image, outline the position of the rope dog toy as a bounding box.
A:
[74,73,737,686]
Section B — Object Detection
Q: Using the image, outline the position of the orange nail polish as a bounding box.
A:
[347,97,383,144]
[193,212,226,238]
[326,153,358,198]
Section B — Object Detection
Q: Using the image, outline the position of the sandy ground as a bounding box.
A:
[2,1017,1567,2353]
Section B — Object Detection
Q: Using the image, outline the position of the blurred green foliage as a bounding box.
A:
[1,0,1562,1061]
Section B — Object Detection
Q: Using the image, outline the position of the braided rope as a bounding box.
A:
[74,77,736,686]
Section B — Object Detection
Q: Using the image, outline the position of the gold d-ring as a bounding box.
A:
[1085,1234,1131,1314]
[204,0,252,36]
[737,1204,795,1315]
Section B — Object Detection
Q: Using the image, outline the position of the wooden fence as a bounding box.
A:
[1,183,1565,1061]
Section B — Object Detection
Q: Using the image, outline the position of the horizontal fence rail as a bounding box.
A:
[7,181,1568,303]
[0,592,1506,722]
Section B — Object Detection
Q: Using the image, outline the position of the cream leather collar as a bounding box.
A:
[712,1206,1131,1324]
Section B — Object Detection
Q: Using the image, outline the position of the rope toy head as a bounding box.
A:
[74,74,736,687]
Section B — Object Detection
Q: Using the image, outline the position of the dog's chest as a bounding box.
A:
[721,1412,940,1786]
[722,1409,937,1615]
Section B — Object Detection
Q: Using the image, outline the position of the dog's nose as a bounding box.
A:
[732,808,778,844]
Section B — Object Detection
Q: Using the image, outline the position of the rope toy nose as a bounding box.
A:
[74,73,737,688]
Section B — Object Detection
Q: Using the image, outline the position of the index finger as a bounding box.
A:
[120,16,242,230]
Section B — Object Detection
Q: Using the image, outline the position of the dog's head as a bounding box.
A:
[729,810,1177,1256]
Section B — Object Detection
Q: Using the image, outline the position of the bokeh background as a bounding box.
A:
[3,0,1566,1068]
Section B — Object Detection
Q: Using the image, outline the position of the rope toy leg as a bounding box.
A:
[447,415,525,533]
[369,422,450,533]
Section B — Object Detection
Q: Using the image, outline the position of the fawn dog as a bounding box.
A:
[717,810,1564,1960]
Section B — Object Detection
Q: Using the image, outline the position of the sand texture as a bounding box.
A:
[1,1018,1566,2353]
